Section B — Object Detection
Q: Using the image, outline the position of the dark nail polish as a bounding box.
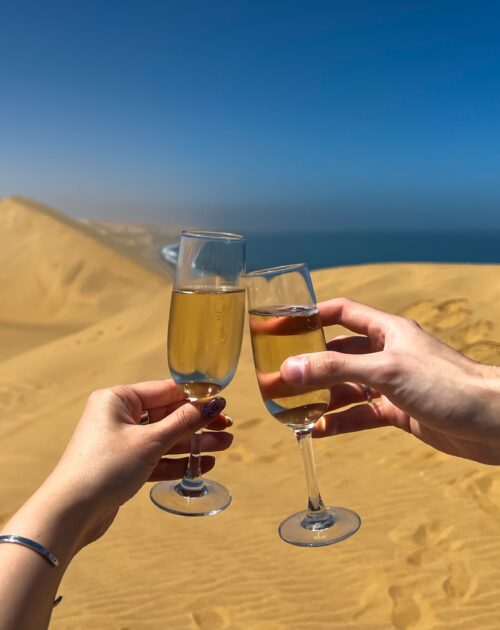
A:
[200,397,226,418]
[222,414,233,426]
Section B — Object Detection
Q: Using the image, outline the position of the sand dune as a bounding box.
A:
[1,197,500,629]
[0,196,166,358]
[312,263,500,364]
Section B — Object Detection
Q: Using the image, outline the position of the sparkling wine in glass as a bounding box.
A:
[150,230,245,516]
[246,263,361,546]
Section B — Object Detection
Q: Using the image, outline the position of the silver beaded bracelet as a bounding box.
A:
[0,535,59,567]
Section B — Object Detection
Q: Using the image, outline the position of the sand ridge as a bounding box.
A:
[0,198,500,629]
[0,196,166,359]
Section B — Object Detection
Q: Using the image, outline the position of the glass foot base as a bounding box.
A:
[149,478,232,517]
[278,507,361,547]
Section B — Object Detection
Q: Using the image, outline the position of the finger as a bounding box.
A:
[205,413,234,431]
[329,382,381,411]
[255,369,321,400]
[168,431,234,454]
[148,455,216,481]
[129,379,187,408]
[147,400,233,430]
[312,402,390,438]
[327,335,373,354]
[147,397,226,445]
[318,298,392,341]
[249,308,321,336]
[281,350,386,389]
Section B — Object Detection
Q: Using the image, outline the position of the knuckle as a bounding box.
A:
[394,315,422,332]
[405,317,422,331]
[377,352,402,386]
[109,385,141,416]
[372,330,386,351]
[110,384,131,398]
[338,296,354,307]
[334,296,355,314]
[324,352,340,373]
[88,387,112,404]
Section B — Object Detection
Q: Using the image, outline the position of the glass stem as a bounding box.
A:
[178,429,206,496]
[295,429,334,529]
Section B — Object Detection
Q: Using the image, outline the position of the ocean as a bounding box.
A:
[244,231,500,271]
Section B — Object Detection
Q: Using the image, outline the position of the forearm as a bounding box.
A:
[0,481,91,630]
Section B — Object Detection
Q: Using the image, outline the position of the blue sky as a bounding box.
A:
[1,0,500,231]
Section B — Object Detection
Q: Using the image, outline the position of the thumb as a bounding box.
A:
[281,351,382,389]
[149,397,226,446]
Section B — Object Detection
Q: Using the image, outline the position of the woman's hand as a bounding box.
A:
[280,298,500,464]
[46,379,232,546]
[0,379,232,630]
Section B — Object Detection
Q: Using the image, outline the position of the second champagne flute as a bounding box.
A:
[246,263,361,546]
[150,230,246,516]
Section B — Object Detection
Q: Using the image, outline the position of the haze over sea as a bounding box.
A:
[238,230,500,271]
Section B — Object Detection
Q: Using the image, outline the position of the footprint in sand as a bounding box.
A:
[442,561,477,602]
[459,319,493,345]
[388,584,421,629]
[444,319,497,358]
[405,521,461,567]
[433,299,472,331]
[191,605,229,629]
[353,583,393,623]
[389,519,464,568]
[400,298,471,333]
[227,446,255,463]
[399,300,442,329]
[399,298,500,365]
[73,329,106,346]
[398,521,475,603]
[455,470,500,520]
[85,329,105,343]
[0,382,36,411]
[460,340,500,363]
[411,521,451,547]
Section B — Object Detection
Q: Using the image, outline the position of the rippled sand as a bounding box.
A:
[1,196,500,629]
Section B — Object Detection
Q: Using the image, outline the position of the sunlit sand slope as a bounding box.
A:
[0,201,499,629]
[0,196,165,359]
[313,263,500,364]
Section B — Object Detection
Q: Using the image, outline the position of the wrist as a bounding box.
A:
[0,478,95,630]
[1,479,96,567]
[472,363,500,444]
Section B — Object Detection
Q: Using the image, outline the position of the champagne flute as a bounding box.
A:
[246,263,361,546]
[150,230,246,516]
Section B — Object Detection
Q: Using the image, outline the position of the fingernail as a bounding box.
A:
[200,397,226,418]
[222,413,233,426]
[282,357,306,384]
